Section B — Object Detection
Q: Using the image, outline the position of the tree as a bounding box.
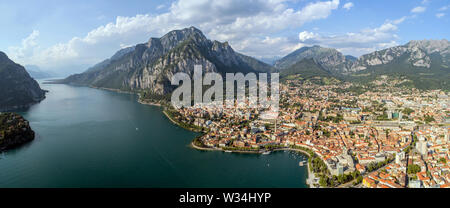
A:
[319,175,328,187]
[356,176,363,184]
[329,177,335,187]
[318,110,324,121]
[407,164,421,175]
[323,130,331,137]
[423,115,435,123]
[402,108,414,115]
[338,175,344,184]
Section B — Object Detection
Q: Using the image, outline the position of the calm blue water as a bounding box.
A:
[0,82,307,188]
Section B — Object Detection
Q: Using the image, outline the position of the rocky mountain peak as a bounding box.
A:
[406,39,450,55]
[0,51,11,63]
[274,45,352,72]
[158,26,208,51]
[59,27,272,96]
[350,39,450,71]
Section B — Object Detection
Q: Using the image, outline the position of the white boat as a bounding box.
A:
[262,151,271,155]
[225,150,232,153]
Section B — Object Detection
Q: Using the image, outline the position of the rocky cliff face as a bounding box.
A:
[272,40,450,90]
[0,52,46,111]
[60,27,272,95]
[0,113,35,151]
[274,45,355,73]
[274,40,449,73]
[350,39,450,71]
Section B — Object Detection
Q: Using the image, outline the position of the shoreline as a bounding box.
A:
[163,104,315,187]
[163,110,182,127]
[62,84,317,187]
[91,86,135,94]
[92,86,164,107]
[138,99,162,107]
[162,110,203,133]
[190,140,314,187]
[0,98,46,112]
[137,92,163,107]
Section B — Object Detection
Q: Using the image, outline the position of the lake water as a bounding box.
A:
[0,82,307,188]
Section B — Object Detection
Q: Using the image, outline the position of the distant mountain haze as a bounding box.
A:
[24,65,54,79]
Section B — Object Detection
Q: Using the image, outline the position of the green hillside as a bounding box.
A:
[346,52,450,90]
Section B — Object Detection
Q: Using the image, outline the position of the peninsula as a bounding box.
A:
[0,113,35,152]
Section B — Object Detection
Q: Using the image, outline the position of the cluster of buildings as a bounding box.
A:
[408,127,449,188]
[170,79,449,188]
[0,113,30,137]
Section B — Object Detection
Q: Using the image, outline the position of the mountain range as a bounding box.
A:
[351,39,449,71]
[58,27,273,96]
[274,45,356,73]
[56,27,449,93]
[276,39,450,90]
[0,52,46,111]
[25,65,54,79]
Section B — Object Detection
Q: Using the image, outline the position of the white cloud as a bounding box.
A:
[436,5,448,18]
[391,16,406,24]
[7,0,342,70]
[299,31,319,41]
[439,5,449,11]
[234,36,305,59]
[8,30,40,60]
[296,17,406,56]
[411,6,426,13]
[436,13,445,18]
[343,2,354,10]
[156,4,165,10]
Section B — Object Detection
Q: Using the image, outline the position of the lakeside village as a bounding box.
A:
[158,77,450,188]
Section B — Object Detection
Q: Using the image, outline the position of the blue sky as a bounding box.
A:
[1,0,449,73]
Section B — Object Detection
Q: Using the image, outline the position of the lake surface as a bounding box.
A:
[0,82,308,188]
